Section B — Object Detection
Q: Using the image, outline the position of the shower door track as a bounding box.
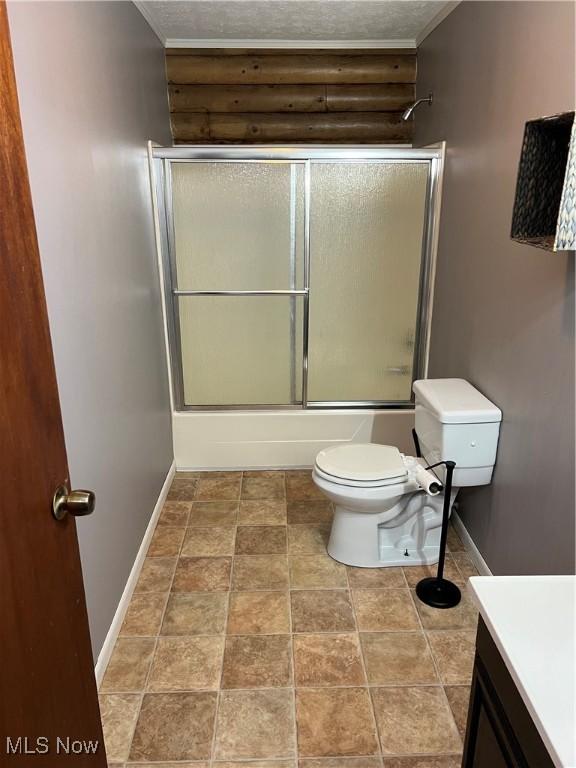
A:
[151,145,444,412]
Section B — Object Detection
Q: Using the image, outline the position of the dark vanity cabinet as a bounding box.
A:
[462,618,556,768]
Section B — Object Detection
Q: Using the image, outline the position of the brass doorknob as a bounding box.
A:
[52,485,96,521]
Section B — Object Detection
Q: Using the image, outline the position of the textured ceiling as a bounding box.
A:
[137,0,454,44]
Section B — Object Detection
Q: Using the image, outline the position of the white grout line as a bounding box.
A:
[410,588,465,752]
[282,460,300,763]
[121,475,197,764]
[345,565,384,759]
[209,471,242,768]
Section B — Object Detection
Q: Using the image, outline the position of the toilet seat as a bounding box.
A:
[314,465,408,488]
[315,443,408,488]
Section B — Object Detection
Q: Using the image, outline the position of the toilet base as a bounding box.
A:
[327,489,458,568]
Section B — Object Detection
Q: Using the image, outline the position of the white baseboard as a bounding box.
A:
[451,509,493,576]
[94,461,176,687]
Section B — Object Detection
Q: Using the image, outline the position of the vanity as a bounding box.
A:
[464,576,575,768]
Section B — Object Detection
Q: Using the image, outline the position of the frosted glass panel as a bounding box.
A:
[308,162,429,402]
[171,162,304,290]
[179,296,303,406]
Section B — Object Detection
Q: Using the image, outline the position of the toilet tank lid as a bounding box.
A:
[413,378,502,424]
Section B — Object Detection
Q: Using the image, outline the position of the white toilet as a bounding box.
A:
[312,378,502,568]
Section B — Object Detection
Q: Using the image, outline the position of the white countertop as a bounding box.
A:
[469,576,576,768]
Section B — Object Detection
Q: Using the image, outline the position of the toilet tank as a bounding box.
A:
[412,378,502,486]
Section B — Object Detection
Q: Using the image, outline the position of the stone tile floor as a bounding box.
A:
[100,470,480,768]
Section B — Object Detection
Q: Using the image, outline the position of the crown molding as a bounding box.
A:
[164,38,417,50]
[415,1,460,47]
[133,0,165,44]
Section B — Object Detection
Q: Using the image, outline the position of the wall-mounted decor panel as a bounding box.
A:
[166,49,416,144]
[171,111,411,143]
[168,83,414,114]
[166,53,416,85]
[511,111,576,251]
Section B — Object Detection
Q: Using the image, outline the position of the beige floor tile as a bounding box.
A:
[286,472,326,501]
[147,636,224,691]
[236,525,287,555]
[158,501,191,526]
[352,590,420,632]
[290,590,356,633]
[287,500,334,524]
[242,471,286,500]
[173,557,232,592]
[99,693,140,763]
[446,525,466,552]
[444,685,471,738]
[167,479,197,502]
[427,630,476,684]
[134,557,177,593]
[289,555,348,589]
[222,635,292,688]
[147,526,185,557]
[189,501,239,527]
[360,632,438,685]
[293,633,365,687]
[403,554,462,587]
[239,500,287,526]
[227,591,290,635]
[217,762,295,768]
[296,687,379,757]
[130,691,217,762]
[371,686,461,755]
[347,566,406,589]
[299,759,382,768]
[451,552,480,580]
[195,473,242,501]
[232,555,289,591]
[130,763,209,768]
[383,758,461,768]
[413,590,479,630]
[100,638,155,692]
[182,526,236,557]
[214,689,296,759]
[120,593,167,637]
[288,525,331,554]
[111,469,473,766]
[162,592,228,635]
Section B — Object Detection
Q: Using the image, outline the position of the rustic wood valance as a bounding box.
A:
[166,49,416,144]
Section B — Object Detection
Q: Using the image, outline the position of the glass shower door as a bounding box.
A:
[307,161,429,404]
[169,160,306,407]
[154,147,440,411]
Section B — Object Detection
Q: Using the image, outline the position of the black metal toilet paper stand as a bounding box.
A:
[415,459,461,609]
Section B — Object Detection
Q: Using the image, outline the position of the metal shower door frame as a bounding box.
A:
[151,145,443,412]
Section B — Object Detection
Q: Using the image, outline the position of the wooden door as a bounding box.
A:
[0,4,106,765]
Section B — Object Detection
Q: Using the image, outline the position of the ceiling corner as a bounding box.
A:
[133,1,166,45]
[415,0,460,47]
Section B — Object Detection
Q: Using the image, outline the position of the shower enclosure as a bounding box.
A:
[151,147,442,411]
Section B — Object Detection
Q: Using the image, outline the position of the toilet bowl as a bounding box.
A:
[312,444,454,567]
[312,378,502,569]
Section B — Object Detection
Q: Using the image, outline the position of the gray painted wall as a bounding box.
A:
[8,1,174,656]
[415,1,575,574]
